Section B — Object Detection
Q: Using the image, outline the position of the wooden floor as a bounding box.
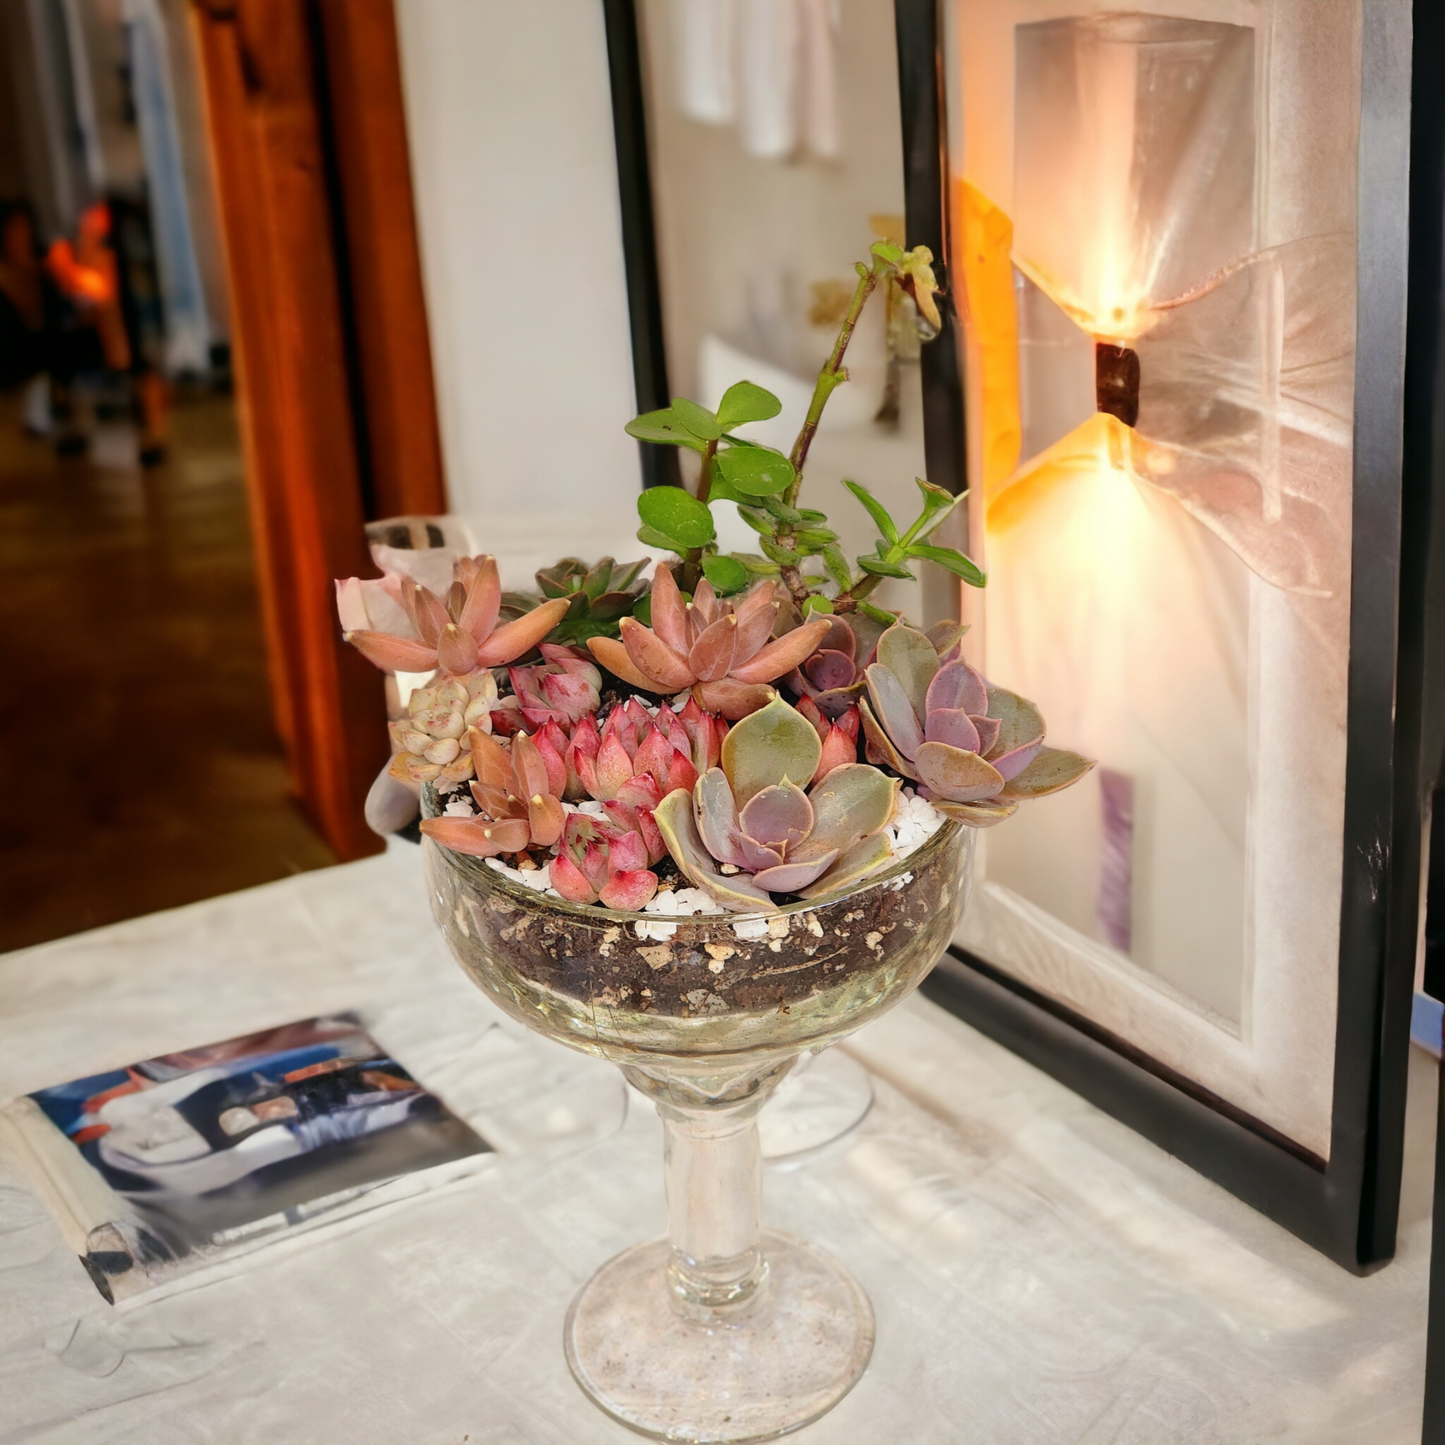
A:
[0,388,337,953]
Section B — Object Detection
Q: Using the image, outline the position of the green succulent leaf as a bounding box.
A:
[638,486,716,548]
[670,396,723,440]
[871,241,905,266]
[736,505,776,536]
[759,535,801,566]
[637,524,687,554]
[904,543,986,586]
[802,594,834,617]
[856,598,900,626]
[761,495,803,524]
[626,406,708,452]
[721,694,824,807]
[716,379,783,428]
[857,555,917,580]
[915,478,956,516]
[798,508,829,524]
[843,480,899,544]
[581,557,615,600]
[733,552,781,576]
[821,544,854,591]
[701,554,749,595]
[716,443,796,498]
[632,592,653,626]
[794,527,839,548]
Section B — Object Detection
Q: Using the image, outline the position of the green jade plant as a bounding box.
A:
[621,243,981,628]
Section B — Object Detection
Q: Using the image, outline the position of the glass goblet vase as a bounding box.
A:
[424,816,974,1444]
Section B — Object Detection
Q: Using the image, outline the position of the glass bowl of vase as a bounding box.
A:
[423,792,973,1444]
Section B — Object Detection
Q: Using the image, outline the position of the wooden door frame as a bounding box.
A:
[190,0,445,859]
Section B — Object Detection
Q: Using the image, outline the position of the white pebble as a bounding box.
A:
[732,916,771,941]
[443,798,475,818]
[634,918,678,941]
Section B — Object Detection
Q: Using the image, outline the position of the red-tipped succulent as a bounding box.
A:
[493,644,602,734]
[795,697,861,784]
[859,622,1093,825]
[337,553,570,677]
[550,813,659,911]
[566,697,721,864]
[418,728,566,857]
[586,563,832,720]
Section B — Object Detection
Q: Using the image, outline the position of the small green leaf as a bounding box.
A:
[638,486,716,548]
[733,552,781,576]
[822,544,854,591]
[915,478,955,515]
[856,598,899,625]
[760,535,800,566]
[761,495,803,524]
[716,444,796,497]
[871,241,904,265]
[795,527,839,548]
[716,380,783,428]
[802,594,834,617]
[702,554,749,595]
[843,480,899,544]
[857,555,917,580]
[632,593,653,626]
[904,543,986,587]
[736,505,776,536]
[705,473,746,505]
[626,407,707,452]
[671,396,723,440]
[798,508,829,524]
[637,524,687,555]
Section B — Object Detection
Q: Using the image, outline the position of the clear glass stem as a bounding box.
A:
[661,1101,767,1322]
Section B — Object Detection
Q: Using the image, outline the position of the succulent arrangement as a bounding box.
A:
[335,240,1092,916]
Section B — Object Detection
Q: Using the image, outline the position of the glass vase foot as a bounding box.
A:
[758,1049,874,1165]
[564,1229,874,1443]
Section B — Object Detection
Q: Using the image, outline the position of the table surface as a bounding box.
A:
[0,842,1431,1444]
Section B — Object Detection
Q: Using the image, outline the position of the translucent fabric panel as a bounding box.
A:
[951,0,1361,1156]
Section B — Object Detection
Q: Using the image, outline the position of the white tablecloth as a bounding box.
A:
[0,842,1431,1443]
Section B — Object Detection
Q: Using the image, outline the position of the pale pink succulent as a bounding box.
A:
[492,644,602,734]
[787,618,868,718]
[653,695,899,910]
[859,622,1092,825]
[586,563,832,720]
[419,728,566,857]
[387,670,499,785]
[549,813,659,911]
[336,553,570,676]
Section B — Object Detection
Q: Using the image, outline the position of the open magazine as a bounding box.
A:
[2,1014,489,1303]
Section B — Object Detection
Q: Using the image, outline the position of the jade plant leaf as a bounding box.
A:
[716,380,782,428]
[720,693,823,807]
[626,406,708,452]
[638,486,716,549]
[905,543,986,586]
[716,444,796,498]
[701,554,748,595]
[671,396,723,440]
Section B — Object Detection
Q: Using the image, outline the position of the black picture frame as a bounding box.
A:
[601,0,1436,1272]
[905,0,1434,1273]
